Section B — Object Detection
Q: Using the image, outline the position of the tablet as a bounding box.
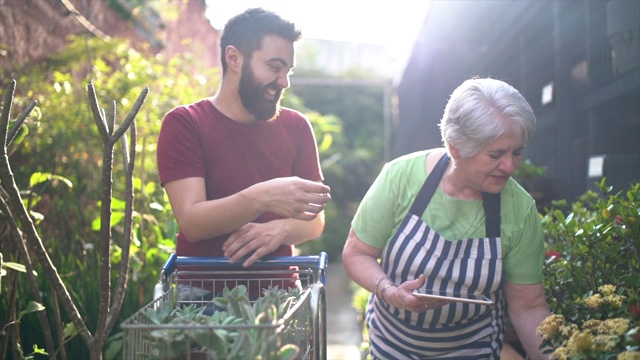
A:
[413,289,494,305]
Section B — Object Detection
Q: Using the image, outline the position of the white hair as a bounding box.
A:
[439,77,536,158]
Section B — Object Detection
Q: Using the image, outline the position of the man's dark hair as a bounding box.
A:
[219,8,302,74]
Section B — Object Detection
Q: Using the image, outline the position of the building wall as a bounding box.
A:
[396,0,640,202]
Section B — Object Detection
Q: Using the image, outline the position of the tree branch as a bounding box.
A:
[0,81,93,348]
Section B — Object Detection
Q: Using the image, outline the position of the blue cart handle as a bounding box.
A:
[161,252,328,283]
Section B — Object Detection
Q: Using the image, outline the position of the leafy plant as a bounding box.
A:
[138,285,303,360]
[538,179,640,358]
[536,285,640,359]
[542,179,640,317]
[1,35,220,358]
[0,75,144,360]
[0,300,48,360]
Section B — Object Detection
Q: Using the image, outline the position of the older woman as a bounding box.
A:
[343,78,551,359]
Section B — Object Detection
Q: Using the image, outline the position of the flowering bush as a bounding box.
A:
[536,285,640,359]
[539,180,640,358]
[541,180,640,317]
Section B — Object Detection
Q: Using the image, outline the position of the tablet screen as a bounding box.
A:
[413,289,494,305]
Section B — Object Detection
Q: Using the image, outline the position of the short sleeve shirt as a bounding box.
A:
[351,150,545,284]
[156,99,323,257]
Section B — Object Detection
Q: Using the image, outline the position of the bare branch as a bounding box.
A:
[107,119,137,335]
[108,100,116,136]
[7,100,37,146]
[111,87,148,145]
[1,80,16,146]
[86,83,109,143]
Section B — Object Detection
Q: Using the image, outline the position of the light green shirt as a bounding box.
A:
[351,150,545,284]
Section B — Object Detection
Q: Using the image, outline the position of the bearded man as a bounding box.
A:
[156,8,330,302]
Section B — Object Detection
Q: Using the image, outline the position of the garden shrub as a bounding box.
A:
[541,179,639,316]
[539,179,640,358]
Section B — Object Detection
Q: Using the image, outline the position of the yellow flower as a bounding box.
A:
[584,293,604,309]
[537,314,565,339]
[601,318,630,336]
[566,331,593,355]
[560,323,579,337]
[598,284,616,296]
[603,294,626,308]
[582,319,602,333]
[618,351,640,360]
[552,346,570,360]
[592,334,619,352]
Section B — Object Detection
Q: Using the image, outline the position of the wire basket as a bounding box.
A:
[121,253,328,360]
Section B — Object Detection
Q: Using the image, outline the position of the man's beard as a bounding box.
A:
[238,63,284,121]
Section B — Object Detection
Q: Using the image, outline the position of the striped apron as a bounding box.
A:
[366,154,505,359]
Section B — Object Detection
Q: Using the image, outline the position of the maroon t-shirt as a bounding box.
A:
[157,98,324,259]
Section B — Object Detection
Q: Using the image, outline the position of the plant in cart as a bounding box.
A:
[139,285,303,360]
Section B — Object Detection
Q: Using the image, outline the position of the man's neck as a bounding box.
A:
[211,87,257,124]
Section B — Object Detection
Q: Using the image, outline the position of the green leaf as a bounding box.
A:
[111,198,127,210]
[29,172,73,189]
[63,322,78,339]
[277,344,300,360]
[18,301,45,320]
[143,181,156,195]
[91,217,100,231]
[91,211,125,230]
[31,345,48,355]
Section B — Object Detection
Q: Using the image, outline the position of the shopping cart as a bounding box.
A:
[121,252,328,360]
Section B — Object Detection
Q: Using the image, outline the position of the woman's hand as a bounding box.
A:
[384,274,451,312]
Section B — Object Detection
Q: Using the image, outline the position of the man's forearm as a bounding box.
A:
[277,212,326,245]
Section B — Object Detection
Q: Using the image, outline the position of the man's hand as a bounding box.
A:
[164,176,330,243]
[223,222,287,267]
[249,177,331,221]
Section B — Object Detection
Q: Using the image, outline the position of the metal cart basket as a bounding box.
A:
[121,252,328,360]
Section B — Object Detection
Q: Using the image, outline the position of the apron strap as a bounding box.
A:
[409,153,450,216]
[482,192,501,238]
[408,152,502,238]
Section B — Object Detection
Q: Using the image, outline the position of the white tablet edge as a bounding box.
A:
[413,291,494,305]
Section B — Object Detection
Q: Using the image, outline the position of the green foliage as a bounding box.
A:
[539,179,640,358]
[512,158,548,182]
[0,301,45,334]
[138,285,303,360]
[1,35,220,358]
[542,179,640,317]
[288,79,386,261]
[0,300,48,360]
[512,159,554,213]
[15,344,48,360]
